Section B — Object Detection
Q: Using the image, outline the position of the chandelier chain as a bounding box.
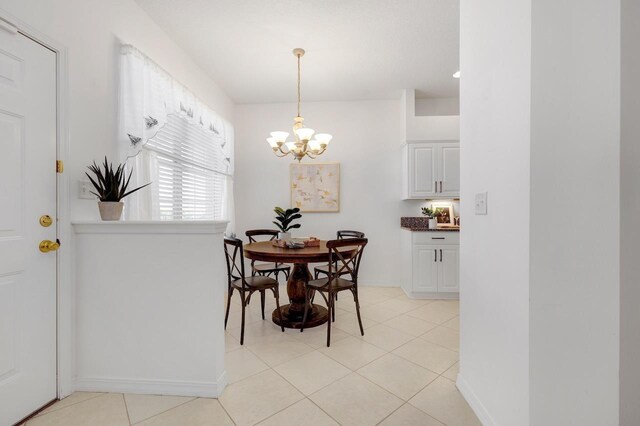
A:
[297,53,301,118]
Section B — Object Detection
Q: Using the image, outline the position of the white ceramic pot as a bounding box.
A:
[428,218,438,229]
[278,231,291,241]
[98,201,124,221]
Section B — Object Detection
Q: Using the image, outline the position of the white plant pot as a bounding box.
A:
[278,232,291,241]
[428,218,438,229]
[98,201,124,221]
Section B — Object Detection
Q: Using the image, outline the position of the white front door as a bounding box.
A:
[0,28,58,425]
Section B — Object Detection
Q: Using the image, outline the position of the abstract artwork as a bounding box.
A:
[290,163,340,212]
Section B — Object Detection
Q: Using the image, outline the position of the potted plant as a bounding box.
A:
[421,207,438,229]
[273,206,302,240]
[86,157,151,221]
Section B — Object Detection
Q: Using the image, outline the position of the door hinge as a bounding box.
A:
[56,160,64,173]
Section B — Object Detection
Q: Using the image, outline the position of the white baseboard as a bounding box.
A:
[456,373,496,426]
[401,287,459,300]
[358,280,401,287]
[75,371,227,398]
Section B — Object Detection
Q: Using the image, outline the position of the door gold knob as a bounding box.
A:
[39,240,60,253]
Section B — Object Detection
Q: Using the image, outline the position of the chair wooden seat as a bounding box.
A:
[231,275,279,291]
[306,277,355,291]
[253,262,291,275]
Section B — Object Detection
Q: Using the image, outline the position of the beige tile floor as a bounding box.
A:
[25,286,479,426]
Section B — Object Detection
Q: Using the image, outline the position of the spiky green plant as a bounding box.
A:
[86,157,151,202]
[421,207,436,218]
[273,207,302,233]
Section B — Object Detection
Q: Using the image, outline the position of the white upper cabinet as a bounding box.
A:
[402,141,460,199]
[439,143,460,197]
[408,144,438,198]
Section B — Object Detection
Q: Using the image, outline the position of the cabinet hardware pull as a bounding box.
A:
[440,249,443,262]
[434,249,437,262]
[435,180,437,192]
[432,237,445,240]
[440,181,442,192]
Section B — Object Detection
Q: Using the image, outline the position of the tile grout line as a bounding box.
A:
[214,397,237,426]
[29,393,108,419]
[121,394,132,425]
[126,396,197,425]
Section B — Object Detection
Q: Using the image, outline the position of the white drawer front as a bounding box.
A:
[412,232,459,245]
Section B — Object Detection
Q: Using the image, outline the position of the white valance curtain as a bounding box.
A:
[118,44,234,224]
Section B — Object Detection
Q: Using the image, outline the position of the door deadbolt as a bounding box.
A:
[40,215,53,227]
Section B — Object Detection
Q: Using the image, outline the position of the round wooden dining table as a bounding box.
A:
[243,240,356,329]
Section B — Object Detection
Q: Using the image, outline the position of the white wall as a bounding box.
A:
[460,0,622,425]
[415,97,459,116]
[529,1,620,424]
[458,0,531,424]
[620,0,640,423]
[0,0,234,221]
[234,99,445,286]
[73,222,228,397]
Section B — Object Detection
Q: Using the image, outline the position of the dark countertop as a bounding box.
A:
[401,226,460,232]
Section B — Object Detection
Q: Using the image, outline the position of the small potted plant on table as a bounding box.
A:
[86,157,151,221]
[273,207,302,240]
[421,207,438,229]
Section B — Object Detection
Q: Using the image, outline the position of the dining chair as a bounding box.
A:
[223,236,284,345]
[314,230,365,280]
[246,229,291,281]
[300,238,368,347]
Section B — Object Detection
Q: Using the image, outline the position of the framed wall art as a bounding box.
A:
[290,163,340,212]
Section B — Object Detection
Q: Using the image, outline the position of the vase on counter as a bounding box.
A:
[98,201,124,221]
[428,218,438,229]
[278,232,291,241]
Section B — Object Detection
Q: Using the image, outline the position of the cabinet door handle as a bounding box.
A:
[434,180,437,193]
[434,249,437,262]
[440,181,443,193]
[439,249,443,262]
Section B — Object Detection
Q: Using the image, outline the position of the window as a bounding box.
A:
[144,114,230,220]
[118,44,233,223]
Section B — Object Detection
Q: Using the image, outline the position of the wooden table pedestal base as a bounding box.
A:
[271,262,329,329]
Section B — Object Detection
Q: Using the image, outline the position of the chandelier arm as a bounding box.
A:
[272,150,290,158]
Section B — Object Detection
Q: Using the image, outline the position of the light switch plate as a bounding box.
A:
[475,192,488,215]
[78,180,95,200]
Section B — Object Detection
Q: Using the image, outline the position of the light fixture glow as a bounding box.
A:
[453,70,461,79]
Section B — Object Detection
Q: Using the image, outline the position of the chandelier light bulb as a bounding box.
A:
[270,131,289,144]
[314,133,332,147]
[295,127,315,141]
[285,141,298,151]
[266,137,279,148]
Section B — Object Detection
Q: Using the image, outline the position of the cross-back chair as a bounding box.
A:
[314,230,365,302]
[223,237,284,345]
[246,229,291,281]
[301,237,368,347]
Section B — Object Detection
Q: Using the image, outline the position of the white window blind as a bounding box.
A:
[144,113,229,220]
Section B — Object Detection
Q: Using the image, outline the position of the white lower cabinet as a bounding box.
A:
[401,230,459,299]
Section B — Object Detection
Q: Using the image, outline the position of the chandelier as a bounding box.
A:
[266,48,332,162]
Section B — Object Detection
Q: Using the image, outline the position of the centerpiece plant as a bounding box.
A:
[86,157,151,221]
[421,207,439,229]
[273,206,302,240]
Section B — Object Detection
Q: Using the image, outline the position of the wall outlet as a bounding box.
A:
[475,192,488,215]
[78,180,95,200]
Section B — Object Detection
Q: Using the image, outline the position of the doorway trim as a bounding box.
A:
[0,8,73,399]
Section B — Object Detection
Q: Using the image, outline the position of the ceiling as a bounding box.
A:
[135,0,459,104]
